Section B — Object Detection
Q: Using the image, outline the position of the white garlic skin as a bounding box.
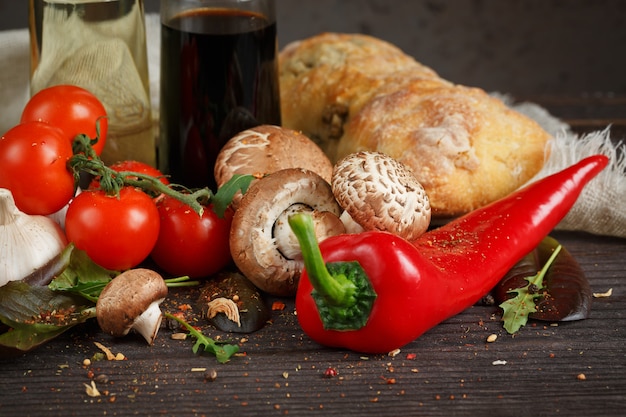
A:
[0,188,68,287]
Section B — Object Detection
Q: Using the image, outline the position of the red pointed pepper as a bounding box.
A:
[289,155,608,353]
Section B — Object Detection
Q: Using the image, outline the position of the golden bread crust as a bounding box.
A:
[279,33,551,217]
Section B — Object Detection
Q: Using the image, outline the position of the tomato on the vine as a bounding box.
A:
[0,121,75,215]
[89,160,170,189]
[21,85,108,155]
[65,187,160,271]
[109,160,170,185]
[150,195,233,278]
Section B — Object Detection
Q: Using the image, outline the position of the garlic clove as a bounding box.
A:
[0,188,67,287]
[47,187,82,230]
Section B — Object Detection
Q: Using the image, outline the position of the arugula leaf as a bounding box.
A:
[165,312,239,363]
[499,245,562,334]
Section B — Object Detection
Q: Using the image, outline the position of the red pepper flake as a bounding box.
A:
[272,301,286,311]
[178,304,192,312]
[323,367,338,378]
[405,353,417,360]
[171,311,186,320]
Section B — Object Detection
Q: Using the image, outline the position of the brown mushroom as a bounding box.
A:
[230,168,345,296]
[96,268,168,345]
[214,125,334,209]
[332,151,431,241]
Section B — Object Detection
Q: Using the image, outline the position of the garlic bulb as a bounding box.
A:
[0,188,68,287]
[47,187,82,231]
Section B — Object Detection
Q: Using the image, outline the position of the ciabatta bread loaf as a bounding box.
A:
[279,33,551,217]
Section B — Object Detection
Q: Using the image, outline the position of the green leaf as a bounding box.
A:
[164,312,239,363]
[0,281,97,355]
[48,244,118,301]
[495,236,592,322]
[211,174,255,218]
[0,244,114,356]
[499,245,562,334]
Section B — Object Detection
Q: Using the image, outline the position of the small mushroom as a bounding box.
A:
[332,151,431,241]
[214,125,334,209]
[96,268,168,345]
[197,270,270,333]
[230,168,345,296]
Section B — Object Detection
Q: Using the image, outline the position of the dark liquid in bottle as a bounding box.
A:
[159,8,281,190]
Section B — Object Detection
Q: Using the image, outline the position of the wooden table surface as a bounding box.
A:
[1,95,625,417]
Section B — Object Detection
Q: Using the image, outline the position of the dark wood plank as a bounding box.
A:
[1,231,624,417]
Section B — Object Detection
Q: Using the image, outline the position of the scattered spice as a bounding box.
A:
[577,373,587,381]
[486,334,498,343]
[94,341,126,361]
[205,369,218,382]
[94,374,109,384]
[593,288,613,298]
[388,348,401,357]
[84,381,101,397]
[272,301,286,311]
[323,367,338,378]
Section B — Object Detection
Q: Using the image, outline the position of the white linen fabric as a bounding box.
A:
[1,13,624,238]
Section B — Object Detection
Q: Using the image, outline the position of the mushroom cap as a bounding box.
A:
[214,125,334,209]
[332,151,431,241]
[96,268,168,338]
[230,168,342,296]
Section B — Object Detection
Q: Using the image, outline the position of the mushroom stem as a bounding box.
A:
[274,205,347,259]
[339,211,365,234]
[132,299,165,345]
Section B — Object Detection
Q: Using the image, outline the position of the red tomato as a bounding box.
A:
[65,187,160,270]
[21,85,108,155]
[89,160,170,189]
[0,121,75,215]
[150,195,233,278]
[109,161,170,185]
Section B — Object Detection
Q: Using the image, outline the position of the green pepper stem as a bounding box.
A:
[288,212,356,307]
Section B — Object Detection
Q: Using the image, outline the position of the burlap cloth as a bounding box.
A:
[1,14,624,238]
